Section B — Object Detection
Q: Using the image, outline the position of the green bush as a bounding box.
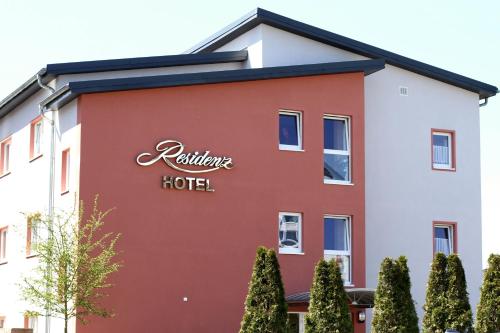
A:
[423,253,449,333]
[371,257,418,333]
[305,259,352,333]
[239,247,288,333]
[475,254,500,333]
[446,254,473,333]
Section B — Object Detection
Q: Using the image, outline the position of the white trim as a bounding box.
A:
[278,212,302,254]
[0,228,7,262]
[434,224,454,255]
[323,115,351,184]
[279,110,303,151]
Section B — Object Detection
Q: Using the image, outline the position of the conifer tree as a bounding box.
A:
[239,247,288,333]
[446,254,473,333]
[423,253,449,333]
[305,259,352,333]
[372,257,419,333]
[395,256,419,333]
[475,254,500,333]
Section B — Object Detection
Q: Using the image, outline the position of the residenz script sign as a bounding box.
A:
[136,140,233,192]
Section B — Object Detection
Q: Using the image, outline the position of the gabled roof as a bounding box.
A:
[0,51,247,119]
[41,59,385,111]
[188,8,498,99]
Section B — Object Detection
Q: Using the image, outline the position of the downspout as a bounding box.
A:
[36,72,56,333]
[479,98,488,107]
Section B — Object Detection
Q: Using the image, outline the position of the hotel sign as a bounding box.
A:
[136,140,233,192]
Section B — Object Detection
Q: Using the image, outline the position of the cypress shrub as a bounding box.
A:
[475,254,500,333]
[423,253,449,333]
[372,257,419,333]
[239,247,288,333]
[446,254,473,333]
[395,256,419,333]
[305,259,352,333]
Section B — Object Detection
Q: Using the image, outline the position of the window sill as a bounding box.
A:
[324,180,354,186]
[432,166,456,172]
[61,190,69,196]
[0,171,11,179]
[279,251,305,255]
[344,284,355,288]
[279,146,304,152]
[26,253,38,259]
[0,260,7,265]
[29,154,43,163]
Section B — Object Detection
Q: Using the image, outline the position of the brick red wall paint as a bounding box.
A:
[77,73,366,333]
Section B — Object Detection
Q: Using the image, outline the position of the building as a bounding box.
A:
[0,8,497,333]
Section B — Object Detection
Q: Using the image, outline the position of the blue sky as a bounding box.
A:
[1,0,499,264]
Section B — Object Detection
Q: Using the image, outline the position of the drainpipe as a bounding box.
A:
[479,98,488,107]
[36,72,56,333]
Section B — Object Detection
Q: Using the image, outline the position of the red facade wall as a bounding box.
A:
[77,73,366,333]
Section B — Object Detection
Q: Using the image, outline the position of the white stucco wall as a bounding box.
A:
[364,65,482,328]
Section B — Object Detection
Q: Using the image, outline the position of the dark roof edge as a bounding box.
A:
[43,59,385,110]
[0,51,248,119]
[188,8,498,99]
[45,50,248,76]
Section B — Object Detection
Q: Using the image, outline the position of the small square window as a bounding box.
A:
[0,137,12,175]
[30,118,43,159]
[434,223,456,256]
[279,111,302,151]
[324,216,351,284]
[278,212,302,254]
[324,116,351,184]
[432,130,455,170]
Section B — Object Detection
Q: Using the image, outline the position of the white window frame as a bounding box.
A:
[33,120,43,157]
[0,227,7,263]
[62,149,70,193]
[434,224,454,255]
[287,312,305,333]
[323,116,351,184]
[28,315,38,333]
[278,212,303,254]
[1,139,11,175]
[324,215,352,285]
[279,111,303,151]
[432,131,453,170]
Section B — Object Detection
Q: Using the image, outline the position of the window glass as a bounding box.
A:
[324,118,347,150]
[279,213,302,254]
[279,114,299,146]
[1,140,10,174]
[324,154,349,182]
[34,121,42,156]
[433,133,450,166]
[287,313,300,333]
[0,228,7,261]
[434,225,453,255]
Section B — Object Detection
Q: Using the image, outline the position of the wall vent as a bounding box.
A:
[399,86,409,96]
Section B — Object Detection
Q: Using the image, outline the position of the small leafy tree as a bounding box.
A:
[423,253,449,333]
[21,197,122,333]
[395,256,419,333]
[475,254,500,333]
[446,254,473,333]
[239,246,288,333]
[305,259,352,333]
[372,257,418,333]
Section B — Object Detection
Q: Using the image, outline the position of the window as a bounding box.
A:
[0,137,12,176]
[287,313,305,333]
[278,212,302,254]
[279,111,302,151]
[27,217,40,257]
[61,149,70,193]
[0,227,7,263]
[30,118,43,159]
[324,116,351,184]
[433,222,456,256]
[0,316,4,328]
[25,315,38,333]
[324,216,351,284]
[432,130,455,170]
